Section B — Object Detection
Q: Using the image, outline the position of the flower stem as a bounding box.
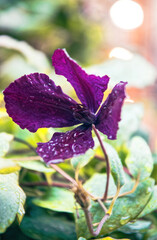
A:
[50,164,78,186]
[83,207,110,237]
[92,125,110,202]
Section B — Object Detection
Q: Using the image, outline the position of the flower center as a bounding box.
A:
[72,104,96,125]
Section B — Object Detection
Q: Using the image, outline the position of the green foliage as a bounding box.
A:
[75,173,154,239]
[126,137,153,181]
[20,203,77,240]
[103,142,126,187]
[86,54,157,88]
[0,172,26,233]
[33,187,74,213]
[18,160,55,173]
[71,148,95,169]
[0,132,13,157]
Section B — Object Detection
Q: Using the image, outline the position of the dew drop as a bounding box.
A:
[108,135,113,139]
[120,216,130,225]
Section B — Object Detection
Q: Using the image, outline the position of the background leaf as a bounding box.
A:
[18,160,55,173]
[0,172,26,233]
[125,137,153,181]
[33,187,74,213]
[0,132,13,157]
[20,203,77,240]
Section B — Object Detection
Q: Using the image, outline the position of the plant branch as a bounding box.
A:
[50,164,78,186]
[21,181,71,188]
[83,207,110,237]
[92,125,110,202]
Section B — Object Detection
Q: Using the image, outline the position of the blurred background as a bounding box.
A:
[0,0,157,151]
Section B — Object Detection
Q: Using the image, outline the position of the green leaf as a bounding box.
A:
[117,104,144,142]
[76,173,154,239]
[139,185,157,217]
[84,173,117,198]
[20,205,77,240]
[0,158,20,174]
[119,220,151,234]
[125,137,153,181]
[0,132,13,157]
[17,160,55,173]
[86,53,157,88]
[104,142,126,187]
[33,187,74,213]
[0,172,26,233]
[71,149,95,169]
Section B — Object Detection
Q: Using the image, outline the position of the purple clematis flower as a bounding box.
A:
[3,49,127,164]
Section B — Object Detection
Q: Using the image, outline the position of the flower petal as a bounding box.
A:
[37,125,94,164]
[3,73,80,132]
[95,81,127,139]
[52,49,109,113]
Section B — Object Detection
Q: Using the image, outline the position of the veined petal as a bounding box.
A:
[52,49,109,113]
[95,81,127,139]
[37,125,94,164]
[3,73,80,132]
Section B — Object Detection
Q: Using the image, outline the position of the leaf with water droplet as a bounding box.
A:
[139,185,157,218]
[75,173,154,239]
[71,148,95,169]
[119,219,151,234]
[103,142,126,187]
[125,137,153,181]
[0,172,26,233]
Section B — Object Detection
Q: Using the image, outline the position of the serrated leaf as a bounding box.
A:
[71,149,95,169]
[76,173,154,239]
[0,132,13,157]
[17,160,55,173]
[0,172,26,233]
[104,142,126,187]
[125,137,153,181]
[33,187,74,213]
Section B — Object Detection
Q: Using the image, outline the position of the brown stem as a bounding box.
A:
[92,125,110,202]
[9,156,41,161]
[21,181,71,188]
[50,164,78,186]
[95,155,106,162]
[83,207,110,237]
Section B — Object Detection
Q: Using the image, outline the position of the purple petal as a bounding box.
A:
[37,125,94,164]
[95,81,127,140]
[52,49,109,113]
[3,73,80,132]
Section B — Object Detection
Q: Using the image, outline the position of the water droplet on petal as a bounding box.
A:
[108,135,113,139]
